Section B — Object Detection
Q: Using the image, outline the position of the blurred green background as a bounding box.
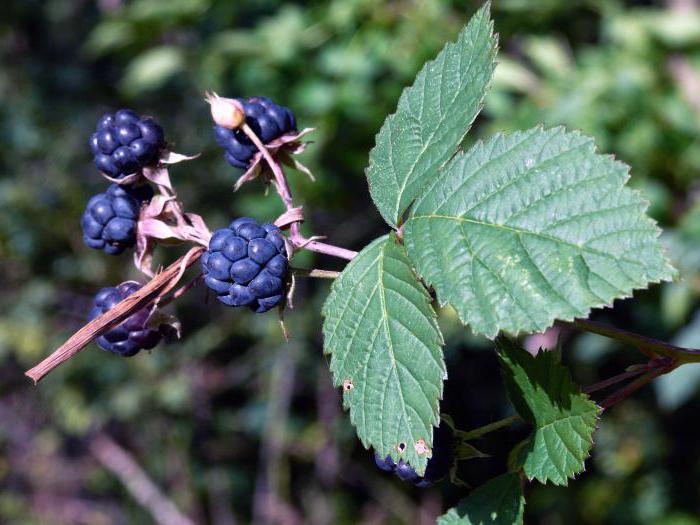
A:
[2,0,700,523]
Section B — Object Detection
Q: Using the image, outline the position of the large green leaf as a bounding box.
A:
[497,337,601,486]
[366,3,497,228]
[437,473,525,525]
[404,127,675,338]
[322,235,445,475]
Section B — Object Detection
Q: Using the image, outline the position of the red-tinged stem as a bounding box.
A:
[241,123,300,238]
[599,361,677,410]
[292,239,357,261]
[241,123,357,261]
[561,318,700,361]
[582,358,673,394]
[582,367,648,394]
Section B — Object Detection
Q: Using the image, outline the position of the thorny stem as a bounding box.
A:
[241,123,358,262]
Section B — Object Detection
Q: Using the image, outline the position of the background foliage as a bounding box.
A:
[2,0,700,523]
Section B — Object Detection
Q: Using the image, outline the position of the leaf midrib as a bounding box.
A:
[408,214,651,269]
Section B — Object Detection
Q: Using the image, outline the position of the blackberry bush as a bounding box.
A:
[89,109,165,179]
[81,183,153,255]
[87,281,162,357]
[201,218,288,313]
[30,5,700,524]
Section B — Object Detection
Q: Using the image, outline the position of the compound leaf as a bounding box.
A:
[437,473,525,525]
[366,3,497,228]
[322,234,445,475]
[497,337,601,486]
[404,127,675,338]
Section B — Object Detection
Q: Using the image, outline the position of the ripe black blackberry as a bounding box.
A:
[214,97,297,169]
[201,218,288,313]
[373,424,454,488]
[81,183,153,255]
[88,281,162,357]
[89,109,165,180]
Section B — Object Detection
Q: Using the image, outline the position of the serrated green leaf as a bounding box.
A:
[437,473,525,525]
[496,337,601,486]
[322,234,445,475]
[404,126,676,338]
[366,3,497,228]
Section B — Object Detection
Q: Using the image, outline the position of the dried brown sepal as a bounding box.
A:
[233,128,315,191]
[135,193,212,276]
[25,247,205,384]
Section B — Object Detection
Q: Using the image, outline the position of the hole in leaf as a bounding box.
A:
[414,439,430,456]
[342,379,354,391]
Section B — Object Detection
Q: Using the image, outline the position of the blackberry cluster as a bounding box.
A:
[374,425,454,488]
[201,218,288,313]
[214,97,297,169]
[81,183,153,255]
[88,281,162,357]
[89,109,165,179]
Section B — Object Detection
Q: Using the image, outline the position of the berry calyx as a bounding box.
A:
[89,109,165,180]
[88,281,162,357]
[213,97,297,170]
[373,424,454,488]
[201,218,288,313]
[81,183,153,255]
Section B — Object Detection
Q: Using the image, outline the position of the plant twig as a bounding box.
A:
[25,247,205,384]
[90,434,196,525]
[599,361,677,410]
[560,318,700,362]
[461,415,522,440]
[292,268,340,279]
[241,123,357,262]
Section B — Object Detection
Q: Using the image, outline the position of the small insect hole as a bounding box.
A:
[397,442,406,454]
[414,439,430,455]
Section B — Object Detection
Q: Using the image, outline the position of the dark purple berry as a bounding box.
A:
[80,183,153,255]
[201,218,288,313]
[88,281,161,357]
[214,96,297,170]
[91,109,165,180]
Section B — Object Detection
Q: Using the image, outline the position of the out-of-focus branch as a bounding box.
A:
[90,434,196,525]
[252,344,302,525]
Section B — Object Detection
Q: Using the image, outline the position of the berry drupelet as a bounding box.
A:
[201,218,288,313]
[89,109,165,179]
[88,281,162,357]
[214,97,297,170]
[373,424,454,488]
[81,183,153,255]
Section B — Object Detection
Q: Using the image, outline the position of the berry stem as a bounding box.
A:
[292,268,341,279]
[291,239,357,261]
[25,248,204,384]
[241,123,358,262]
